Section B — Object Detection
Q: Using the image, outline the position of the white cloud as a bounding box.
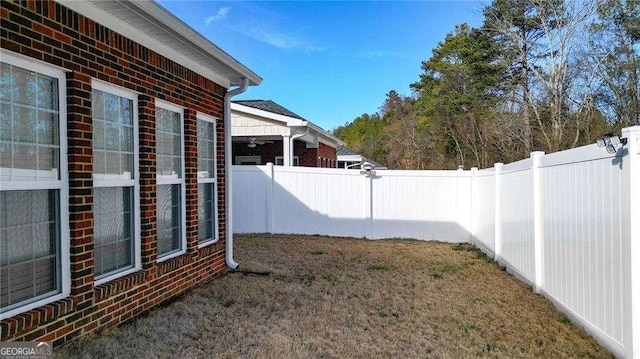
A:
[205,7,229,25]
[245,26,323,52]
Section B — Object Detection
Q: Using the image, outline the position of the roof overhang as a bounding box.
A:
[58,0,262,88]
[232,102,306,127]
[338,154,364,162]
[231,103,345,148]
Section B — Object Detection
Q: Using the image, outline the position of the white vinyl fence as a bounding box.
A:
[232,126,640,358]
[233,166,471,240]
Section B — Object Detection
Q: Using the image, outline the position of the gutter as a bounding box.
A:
[289,127,310,165]
[223,78,249,270]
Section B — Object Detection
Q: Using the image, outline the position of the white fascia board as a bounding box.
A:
[338,154,364,162]
[231,103,306,127]
[130,1,261,86]
[307,122,345,147]
[58,1,260,88]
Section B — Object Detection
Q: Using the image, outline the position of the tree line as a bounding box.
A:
[333,0,639,169]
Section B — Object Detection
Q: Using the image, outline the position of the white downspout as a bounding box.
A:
[224,78,249,270]
[289,127,309,165]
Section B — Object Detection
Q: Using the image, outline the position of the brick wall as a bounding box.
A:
[232,140,283,164]
[1,0,229,345]
[317,142,337,168]
[294,140,317,167]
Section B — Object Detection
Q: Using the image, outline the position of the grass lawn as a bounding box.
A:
[56,234,611,358]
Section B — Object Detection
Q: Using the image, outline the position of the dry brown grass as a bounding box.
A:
[56,234,612,358]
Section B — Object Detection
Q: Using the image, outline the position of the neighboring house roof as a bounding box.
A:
[337,146,387,169]
[231,100,345,148]
[337,147,359,156]
[234,100,305,120]
[60,0,261,88]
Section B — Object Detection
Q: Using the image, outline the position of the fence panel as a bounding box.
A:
[472,169,496,255]
[499,159,535,283]
[540,144,628,356]
[369,170,471,241]
[271,167,365,237]
[232,166,271,233]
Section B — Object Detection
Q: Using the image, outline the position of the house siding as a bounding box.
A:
[1,0,229,346]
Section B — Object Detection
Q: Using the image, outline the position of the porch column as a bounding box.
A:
[282,135,291,166]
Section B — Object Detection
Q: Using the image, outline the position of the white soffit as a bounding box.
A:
[58,0,261,88]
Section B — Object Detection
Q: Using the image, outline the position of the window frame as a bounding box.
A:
[196,113,219,248]
[274,156,299,166]
[155,99,187,261]
[91,80,142,285]
[0,51,70,319]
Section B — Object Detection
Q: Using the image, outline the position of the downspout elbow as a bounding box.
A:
[223,78,249,270]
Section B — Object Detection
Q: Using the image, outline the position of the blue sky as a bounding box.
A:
[158,1,484,131]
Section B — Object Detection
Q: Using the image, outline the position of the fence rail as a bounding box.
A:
[232,125,640,358]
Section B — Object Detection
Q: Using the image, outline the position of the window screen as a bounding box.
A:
[92,85,138,281]
[156,105,184,257]
[197,116,217,245]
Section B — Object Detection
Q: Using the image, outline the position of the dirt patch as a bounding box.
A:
[56,234,612,358]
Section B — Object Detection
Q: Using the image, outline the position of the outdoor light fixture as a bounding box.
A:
[360,162,376,177]
[596,133,627,154]
[247,137,257,148]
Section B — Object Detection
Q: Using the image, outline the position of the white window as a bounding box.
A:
[274,156,299,166]
[155,100,186,260]
[197,113,218,246]
[91,80,141,284]
[0,52,70,318]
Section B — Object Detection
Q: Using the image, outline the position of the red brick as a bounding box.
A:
[1,0,228,345]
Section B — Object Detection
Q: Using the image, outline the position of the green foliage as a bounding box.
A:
[333,0,633,170]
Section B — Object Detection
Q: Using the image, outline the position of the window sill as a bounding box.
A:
[94,270,145,302]
[197,238,219,249]
[1,297,76,340]
[157,253,191,277]
[157,248,187,263]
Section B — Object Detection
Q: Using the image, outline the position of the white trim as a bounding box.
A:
[196,112,219,246]
[155,100,187,261]
[93,178,136,187]
[0,52,70,319]
[0,51,69,77]
[90,80,142,283]
[57,1,259,88]
[0,180,63,191]
[155,98,185,115]
[275,156,299,166]
[156,245,186,262]
[92,79,139,99]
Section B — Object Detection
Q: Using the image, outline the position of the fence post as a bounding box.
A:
[265,162,274,234]
[531,151,545,293]
[494,162,503,261]
[621,126,640,359]
[363,173,373,239]
[470,167,478,245]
